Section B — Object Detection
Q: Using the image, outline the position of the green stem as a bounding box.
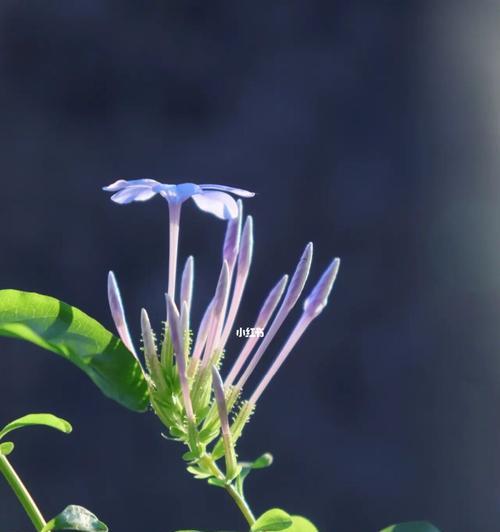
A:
[0,454,47,531]
[199,453,256,527]
[225,482,256,526]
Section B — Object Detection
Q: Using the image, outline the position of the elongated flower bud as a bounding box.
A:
[180,256,194,317]
[223,201,242,271]
[224,274,288,388]
[166,294,194,421]
[219,216,254,348]
[180,300,189,343]
[107,271,138,360]
[235,242,313,390]
[141,308,156,359]
[249,258,340,404]
[281,242,313,310]
[303,258,340,318]
[189,300,214,376]
[238,215,254,274]
[201,261,230,368]
[141,308,163,389]
[212,366,238,479]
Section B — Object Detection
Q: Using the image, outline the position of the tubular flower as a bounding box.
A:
[103,180,339,490]
[103,179,254,220]
[104,179,254,300]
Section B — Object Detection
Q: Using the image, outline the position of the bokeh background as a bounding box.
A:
[1,1,499,531]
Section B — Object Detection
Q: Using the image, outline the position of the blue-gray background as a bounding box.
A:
[1,2,499,531]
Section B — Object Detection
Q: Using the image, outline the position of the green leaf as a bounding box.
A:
[380,522,441,532]
[42,505,108,531]
[251,508,293,531]
[0,290,148,412]
[250,452,273,469]
[0,441,14,455]
[288,515,319,532]
[0,414,72,440]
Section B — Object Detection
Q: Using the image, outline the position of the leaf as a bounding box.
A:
[250,452,273,469]
[0,290,148,412]
[288,515,319,531]
[380,522,441,532]
[0,414,72,440]
[0,441,14,455]
[251,508,293,531]
[42,505,108,531]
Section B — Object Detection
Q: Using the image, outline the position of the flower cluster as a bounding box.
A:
[104,179,340,485]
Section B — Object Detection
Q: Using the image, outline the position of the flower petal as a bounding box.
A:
[110,186,158,204]
[200,184,255,197]
[153,182,201,204]
[192,191,239,219]
[103,178,160,192]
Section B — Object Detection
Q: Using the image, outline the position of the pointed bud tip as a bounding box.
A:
[303,257,340,318]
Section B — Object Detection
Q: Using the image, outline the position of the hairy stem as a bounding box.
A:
[0,454,46,531]
[199,453,255,527]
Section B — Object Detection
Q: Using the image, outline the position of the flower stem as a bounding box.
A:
[0,454,47,531]
[168,202,182,299]
[224,482,256,526]
[199,453,256,527]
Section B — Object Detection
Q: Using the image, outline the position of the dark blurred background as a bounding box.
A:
[1,1,499,531]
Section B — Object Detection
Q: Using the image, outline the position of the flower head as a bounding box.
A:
[104,180,340,483]
[103,179,254,220]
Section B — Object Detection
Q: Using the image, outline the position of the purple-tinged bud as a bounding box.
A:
[180,300,189,339]
[235,243,313,390]
[238,215,254,274]
[107,271,138,360]
[166,294,194,421]
[141,308,163,389]
[224,274,288,388]
[189,300,214,376]
[249,258,340,404]
[140,308,156,358]
[219,216,254,348]
[212,365,238,479]
[180,256,194,316]
[201,261,230,368]
[255,274,289,329]
[223,201,242,271]
[212,366,230,436]
[212,261,231,321]
[281,242,313,311]
[303,258,340,318]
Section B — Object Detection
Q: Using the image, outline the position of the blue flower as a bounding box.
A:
[103,179,254,220]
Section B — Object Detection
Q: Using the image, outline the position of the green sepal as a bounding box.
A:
[212,401,254,460]
[0,290,148,412]
[207,477,226,488]
[380,522,441,532]
[251,508,293,531]
[42,505,108,531]
[182,450,199,462]
[0,441,14,455]
[186,465,212,479]
[0,414,72,440]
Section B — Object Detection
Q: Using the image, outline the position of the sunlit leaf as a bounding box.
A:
[380,521,441,532]
[288,515,318,531]
[0,290,148,412]
[0,414,71,440]
[0,441,14,455]
[251,508,293,531]
[42,505,108,531]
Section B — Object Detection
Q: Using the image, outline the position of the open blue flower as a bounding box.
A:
[103,179,254,220]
